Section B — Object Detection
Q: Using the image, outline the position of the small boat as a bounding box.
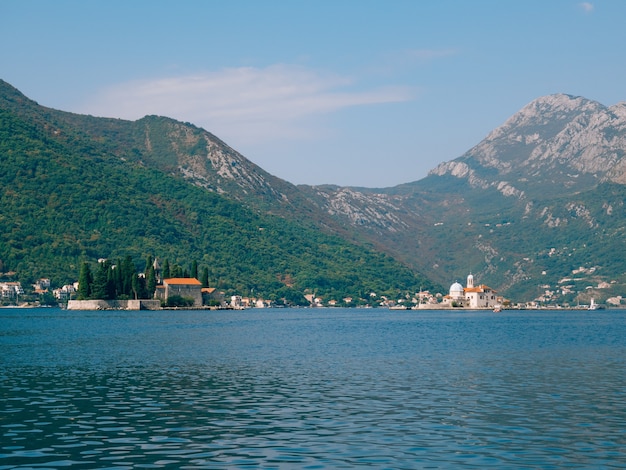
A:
[493,305,502,312]
[588,298,605,310]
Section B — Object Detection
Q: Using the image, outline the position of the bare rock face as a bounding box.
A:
[310,187,410,232]
[429,94,626,191]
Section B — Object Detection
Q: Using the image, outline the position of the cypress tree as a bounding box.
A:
[200,267,209,287]
[106,264,117,299]
[77,262,92,300]
[145,255,153,275]
[91,260,109,300]
[162,259,170,279]
[191,260,198,279]
[113,259,123,298]
[131,273,140,300]
[121,255,135,296]
[146,264,157,298]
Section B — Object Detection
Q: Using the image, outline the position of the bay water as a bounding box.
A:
[1,307,625,469]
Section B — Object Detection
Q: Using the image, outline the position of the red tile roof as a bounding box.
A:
[164,278,202,286]
[464,284,495,293]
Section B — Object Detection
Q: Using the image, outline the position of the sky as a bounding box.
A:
[2,1,626,188]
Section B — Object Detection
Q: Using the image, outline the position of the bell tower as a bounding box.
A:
[467,273,474,289]
[153,258,162,284]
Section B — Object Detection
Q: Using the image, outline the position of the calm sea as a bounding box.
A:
[1,307,625,469]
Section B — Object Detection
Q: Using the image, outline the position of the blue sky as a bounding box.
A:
[2,1,625,187]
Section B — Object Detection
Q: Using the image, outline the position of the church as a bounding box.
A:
[447,273,499,309]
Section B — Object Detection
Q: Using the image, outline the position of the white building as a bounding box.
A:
[230,295,244,309]
[463,273,498,308]
[53,284,77,301]
[445,274,499,308]
[1,282,24,299]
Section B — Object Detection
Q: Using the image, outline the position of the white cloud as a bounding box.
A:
[580,2,594,13]
[80,65,414,144]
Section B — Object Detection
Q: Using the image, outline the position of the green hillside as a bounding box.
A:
[0,84,438,303]
[381,174,626,304]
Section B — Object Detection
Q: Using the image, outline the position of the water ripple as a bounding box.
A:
[1,309,626,468]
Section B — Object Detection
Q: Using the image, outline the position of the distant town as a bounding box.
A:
[0,264,612,311]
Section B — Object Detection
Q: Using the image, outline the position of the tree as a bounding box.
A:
[145,255,153,275]
[146,264,157,298]
[200,267,209,287]
[40,290,58,306]
[131,273,140,300]
[162,259,170,279]
[77,262,92,300]
[91,260,110,300]
[120,255,135,297]
[277,286,308,306]
[105,265,116,299]
[170,263,183,278]
[166,295,193,307]
[112,260,123,298]
[191,260,198,279]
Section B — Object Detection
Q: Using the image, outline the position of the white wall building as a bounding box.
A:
[1,282,24,299]
[445,274,499,308]
[463,274,498,308]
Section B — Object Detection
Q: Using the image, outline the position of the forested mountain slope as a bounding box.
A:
[0,79,437,303]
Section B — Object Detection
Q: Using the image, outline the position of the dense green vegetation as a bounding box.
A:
[395,174,626,303]
[0,82,437,303]
[76,256,156,301]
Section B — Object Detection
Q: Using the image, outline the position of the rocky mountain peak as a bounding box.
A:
[429,93,626,195]
[474,94,604,159]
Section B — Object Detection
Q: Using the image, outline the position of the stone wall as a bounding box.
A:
[67,299,161,310]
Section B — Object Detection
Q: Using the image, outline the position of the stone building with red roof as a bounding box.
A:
[155,278,203,307]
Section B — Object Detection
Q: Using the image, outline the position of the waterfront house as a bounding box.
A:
[0,282,24,299]
[53,284,76,301]
[230,295,244,309]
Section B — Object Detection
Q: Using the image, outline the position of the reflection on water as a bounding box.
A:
[1,308,626,468]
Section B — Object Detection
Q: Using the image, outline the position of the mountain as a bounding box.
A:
[0,79,437,303]
[431,94,626,193]
[303,94,626,304]
[4,79,626,306]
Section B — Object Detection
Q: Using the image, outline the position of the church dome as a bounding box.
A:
[449,282,464,298]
